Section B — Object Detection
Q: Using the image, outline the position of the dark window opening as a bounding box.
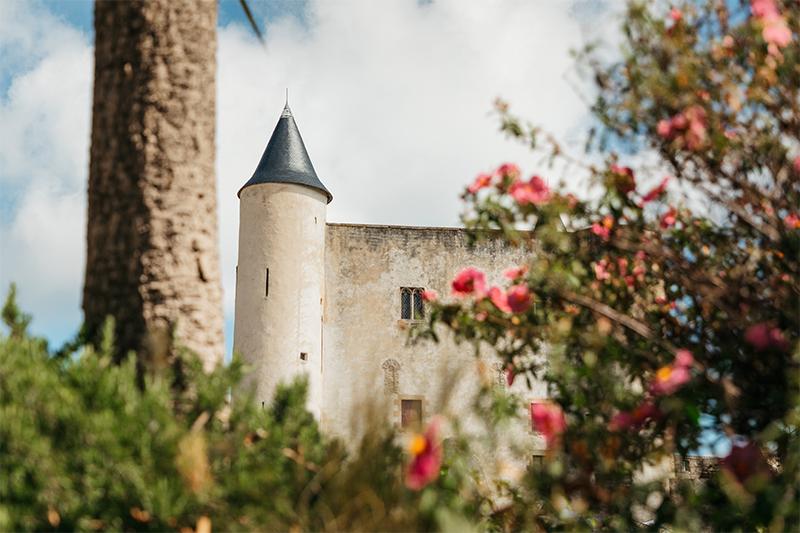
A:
[400,287,425,320]
[300,352,308,362]
[265,268,269,297]
[401,398,423,428]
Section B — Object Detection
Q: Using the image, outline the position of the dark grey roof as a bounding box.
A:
[238,103,332,203]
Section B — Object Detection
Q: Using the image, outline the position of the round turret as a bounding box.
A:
[233,104,330,418]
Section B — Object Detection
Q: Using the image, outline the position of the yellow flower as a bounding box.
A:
[656,366,673,383]
[409,434,427,456]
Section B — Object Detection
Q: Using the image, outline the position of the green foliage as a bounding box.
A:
[0,288,478,531]
[2,283,33,340]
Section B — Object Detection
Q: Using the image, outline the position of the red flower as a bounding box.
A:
[530,402,566,448]
[793,156,800,174]
[488,286,511,313]
[451,267,487,297]
[467,173,492,194]
[657,119,672,137]
[669,7,682,22]
[650,350,694,396]
[504,265,528,280]
[609,401,661,431]
[640,177,670,205]
[405,418,443,490]
[721,441,771,484]
[421,289,438,302]
[507,284,532,313]
[784,213,800,229]
[509,175,551,205]
[660,207,677,228]
[745,323,789,351]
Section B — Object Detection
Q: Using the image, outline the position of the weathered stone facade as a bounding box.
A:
[321,223,544,438]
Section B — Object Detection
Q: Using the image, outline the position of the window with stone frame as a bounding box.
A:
[400,287,425,320]
[400,398,423,428]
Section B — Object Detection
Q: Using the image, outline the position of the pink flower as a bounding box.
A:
[488,286,511,313]
[506,284,532,313]
[674,349,695,368]
[657,119,672,137]
[421,289,438,302]
[784,213,800,229]
[509,175,551,205]
[504,265,528,280]
[660,207,677,228]
[496,163,521,180]
[591,223,610,241]
[405,418,443,490]
[651,365,691,395]
[650,350,694,396]
[591,215,614,241]
[617,257,629,276]
[793,156,800,173]
[745,323,789,351]
[467,173,493,194]
[640,177,670,204]
[683,105,708,150]
[670,7,683,22]
[721,441,770,484]
[451,267,487,297]
[530,402,566,448]
[764,19,792,47]
[751,0,779,18]
[594,260,611,281]
[751,0,792,49]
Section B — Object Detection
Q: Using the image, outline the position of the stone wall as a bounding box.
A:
[322,222,546,448]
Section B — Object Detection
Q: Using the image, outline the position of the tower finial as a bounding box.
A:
[285,88,289,106]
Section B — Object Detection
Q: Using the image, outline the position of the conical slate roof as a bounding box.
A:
[238,103,332,203]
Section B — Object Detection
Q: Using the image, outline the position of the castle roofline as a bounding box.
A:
[238,103,333,203]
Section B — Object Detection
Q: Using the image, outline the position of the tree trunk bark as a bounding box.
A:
[84,0,224,369]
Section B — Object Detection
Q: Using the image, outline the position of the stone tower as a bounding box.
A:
[233,103,332,417]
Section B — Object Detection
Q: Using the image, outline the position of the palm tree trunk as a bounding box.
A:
[84,0,224,369]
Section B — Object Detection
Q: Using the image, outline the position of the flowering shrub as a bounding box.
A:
[418,0,799,529]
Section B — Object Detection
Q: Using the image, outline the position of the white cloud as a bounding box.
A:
[217,0,618,315]
[0,1,92,344]
[1,0,623,345]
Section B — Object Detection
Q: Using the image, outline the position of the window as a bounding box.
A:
[401,398,423,428]
[400,287,425,320]
[300,352,308,362]
[265,268,269,297]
